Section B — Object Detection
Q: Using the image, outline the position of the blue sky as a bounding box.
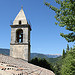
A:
[0,0,74,55]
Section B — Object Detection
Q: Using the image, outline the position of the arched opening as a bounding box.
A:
[16,29,23,43]
[19,20,21,25]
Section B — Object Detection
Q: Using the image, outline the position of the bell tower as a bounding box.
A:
[10,8,31,61]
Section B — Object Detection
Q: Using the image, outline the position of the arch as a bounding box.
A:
[19,20,21,25]
[16,29,23,43]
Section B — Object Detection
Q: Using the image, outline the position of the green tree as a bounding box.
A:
[30,58,39,65]
[60,47,75,75]
[67,44,69,51]
[30,58,54,71]
[66,44,70,54]
[62,49,66,58]
[45,0,75,42]
[44,0,75,74]
[54,63,61,75]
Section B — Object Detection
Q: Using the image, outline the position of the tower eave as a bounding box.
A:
[10,24,32,31]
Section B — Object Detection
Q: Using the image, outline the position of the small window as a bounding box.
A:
[19,20,21,25]
[7,68,9,70]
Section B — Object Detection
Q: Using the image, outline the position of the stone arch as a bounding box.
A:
[16,29,23,43]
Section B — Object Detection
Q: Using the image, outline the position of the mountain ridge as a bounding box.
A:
[0,48,61,59]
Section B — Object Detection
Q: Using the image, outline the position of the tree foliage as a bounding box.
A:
[45,0,75,42]
[65,44,69,54]
[62,49,66,58]
[54,63,61,75]
[60,46,75,75]
[30,58,54,71]
[67,44,69,51]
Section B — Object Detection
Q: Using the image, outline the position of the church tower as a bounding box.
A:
[10,8,31,61]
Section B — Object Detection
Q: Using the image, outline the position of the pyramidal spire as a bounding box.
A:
[13,7,27,25]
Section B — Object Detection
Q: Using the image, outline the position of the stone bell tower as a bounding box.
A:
[10,8,31,61]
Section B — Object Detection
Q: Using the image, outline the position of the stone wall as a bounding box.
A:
[10,25,30,61]
[10,45,29,61]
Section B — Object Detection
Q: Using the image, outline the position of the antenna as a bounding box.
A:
[21,5,23,9]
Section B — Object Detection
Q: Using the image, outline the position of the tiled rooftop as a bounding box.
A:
[0,54,55,75]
